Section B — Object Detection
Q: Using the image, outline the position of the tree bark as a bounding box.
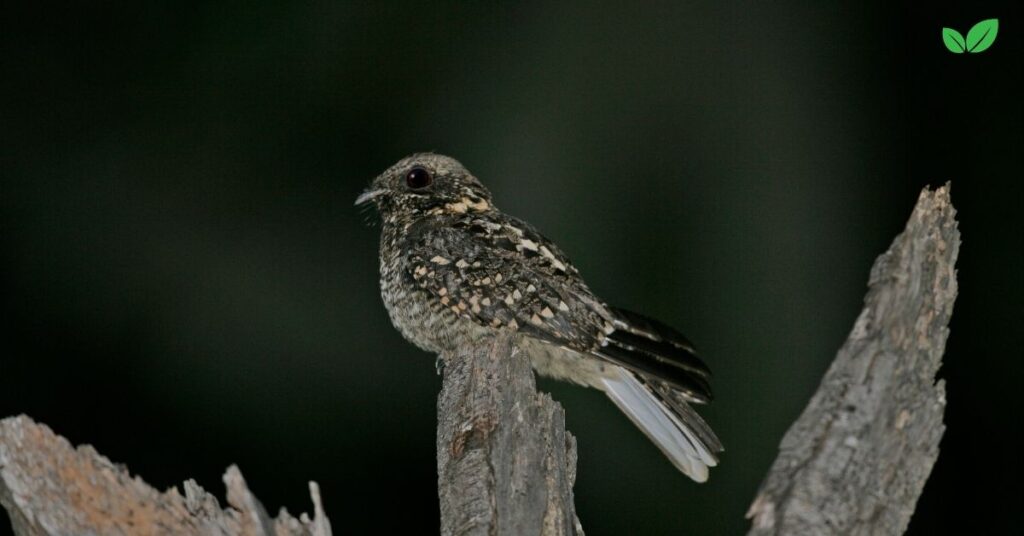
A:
[0,416,331,536]
[746,184,959,535]
[436,331,583,536]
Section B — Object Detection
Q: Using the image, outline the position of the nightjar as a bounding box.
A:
[357,153,722,481]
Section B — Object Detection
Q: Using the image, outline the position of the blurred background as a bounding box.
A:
[2,1,1021,534]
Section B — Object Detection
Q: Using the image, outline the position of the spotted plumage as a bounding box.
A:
[357,153,722,481]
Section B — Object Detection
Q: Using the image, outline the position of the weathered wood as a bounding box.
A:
[747,184,959,535]
[0,415,331,536]
[436,332,582,536]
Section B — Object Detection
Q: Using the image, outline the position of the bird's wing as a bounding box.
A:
[402,215,713,402]
[402,216,611,349]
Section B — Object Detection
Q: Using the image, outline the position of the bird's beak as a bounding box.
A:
[354,188,385,206]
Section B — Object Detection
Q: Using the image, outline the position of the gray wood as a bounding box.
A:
[0,415,331,536]
[747,184,960,535]
[437,332,583,536]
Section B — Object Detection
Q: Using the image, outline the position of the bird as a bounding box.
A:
[356,153,722,482]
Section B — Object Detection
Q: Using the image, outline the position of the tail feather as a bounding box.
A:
[598,307,714,404]
[606,328,711,377]
[596,307,722,481]
[646,378,724,454]
[597,342,713,403]
[608,307,699,355]
[600,369,720,482]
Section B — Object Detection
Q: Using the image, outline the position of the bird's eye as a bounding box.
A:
[405,167,433,189]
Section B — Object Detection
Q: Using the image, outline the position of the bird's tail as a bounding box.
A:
[600,370,721,482]
[595,307,722,482]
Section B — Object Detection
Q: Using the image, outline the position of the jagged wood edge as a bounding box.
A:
[747,184,959,535]
[0,415,331,536]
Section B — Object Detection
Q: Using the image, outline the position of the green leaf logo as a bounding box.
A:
[942,28,966,53]
[965,19,999,52]
[943,19,999,54]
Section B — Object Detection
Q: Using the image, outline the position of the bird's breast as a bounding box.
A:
[378,245,489,354]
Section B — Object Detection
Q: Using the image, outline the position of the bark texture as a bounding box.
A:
[0,415,331,536]
[746,184,959,535]
[436,332,582,536]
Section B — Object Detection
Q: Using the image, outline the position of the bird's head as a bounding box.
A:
[356,153,495,225]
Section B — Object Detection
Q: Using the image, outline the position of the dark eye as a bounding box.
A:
[405,167,433,189]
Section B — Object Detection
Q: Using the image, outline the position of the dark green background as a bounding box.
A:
[2,2,1021,534]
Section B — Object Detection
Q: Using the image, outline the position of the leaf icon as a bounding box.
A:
[965,19,999,53]
[942,28,966,53]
